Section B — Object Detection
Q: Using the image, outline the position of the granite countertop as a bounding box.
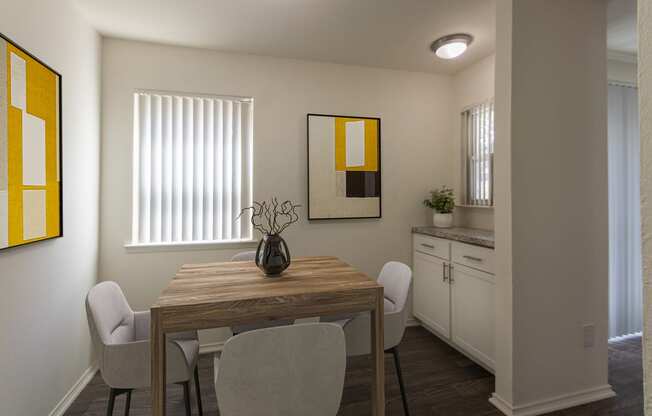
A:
[412,226,495,249]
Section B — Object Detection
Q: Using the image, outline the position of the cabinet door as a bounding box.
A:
[451,263,495,369]
[413,251,450,338]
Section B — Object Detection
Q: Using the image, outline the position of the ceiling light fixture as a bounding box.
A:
[431,33,474,60]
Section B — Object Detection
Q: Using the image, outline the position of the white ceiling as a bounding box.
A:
[607,0,637,55]
[73,0,496,75]
[73,0,637,74]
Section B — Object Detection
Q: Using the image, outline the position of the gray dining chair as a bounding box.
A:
[214,323,346,416]
[85,281,203,416]
[328,261,413,416]
[229,251,294,334]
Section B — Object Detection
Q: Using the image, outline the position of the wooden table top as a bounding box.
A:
[153,256,380,309]
[149,255,386,416]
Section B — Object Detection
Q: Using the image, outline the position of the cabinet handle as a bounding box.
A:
[448,264,454,283]
[442,262,448,281]
[421,243,435,249]
[462,255,483,262]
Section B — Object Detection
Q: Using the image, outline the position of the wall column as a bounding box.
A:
[638,0,652,413]
[492,1,614,414]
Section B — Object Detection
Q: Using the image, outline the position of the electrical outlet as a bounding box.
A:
[583,324,595,348]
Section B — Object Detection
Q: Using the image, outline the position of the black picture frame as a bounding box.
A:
[0,32,63,251]
[307,113,382,220]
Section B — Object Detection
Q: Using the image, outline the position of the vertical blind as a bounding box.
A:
[462,101,494,206]
[131,91,253,245]
[608,83,642,338]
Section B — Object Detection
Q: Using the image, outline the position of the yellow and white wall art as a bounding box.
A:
[308,114,381,219]
[0,34,62,250]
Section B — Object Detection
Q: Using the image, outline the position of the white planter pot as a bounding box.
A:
[432,212,454,228]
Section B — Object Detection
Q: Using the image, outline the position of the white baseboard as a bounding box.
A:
[49,342,219,416]
[489,385,616,416]
[49,363,98,416]
[200,340,226,354]
[489,394,515,415]
[406,318,420,327]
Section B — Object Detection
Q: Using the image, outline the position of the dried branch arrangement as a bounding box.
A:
[239,198,301,235]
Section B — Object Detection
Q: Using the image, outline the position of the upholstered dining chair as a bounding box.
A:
[229,251,294,334]
[85,281,203,416]
[214,323,346,416]
[329,261,413,416]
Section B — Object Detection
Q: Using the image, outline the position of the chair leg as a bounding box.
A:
[107,388,132,416]
[123,389,132,416]
[182,381,192,416]
[390,347,411,416]
[194,366,204,416]
[106,388,117,416]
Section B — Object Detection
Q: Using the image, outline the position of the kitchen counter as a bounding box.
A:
[412,226,494,249]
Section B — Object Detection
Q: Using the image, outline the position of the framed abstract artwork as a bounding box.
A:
[0,33,62,250]
[307,113,381,220]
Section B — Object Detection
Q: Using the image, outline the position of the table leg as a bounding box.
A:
[370,287,385,416]
[151,307,166,416]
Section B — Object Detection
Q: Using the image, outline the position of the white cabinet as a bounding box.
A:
[414,233,451,260]
[452,241,495,274]
[451,263,495,369]
[413,251,450,338]
[412,233,495,371]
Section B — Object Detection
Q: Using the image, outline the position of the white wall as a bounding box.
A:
[453,57,639,234]
[493,0,515,405]
[493,0,612,413]
[452,54,495,230]
[99,38,454,344]
[638,0,652,413]
[0,1,101,415]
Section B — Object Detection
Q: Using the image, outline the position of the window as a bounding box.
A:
[131,90,254,246]
[461,101,494,206]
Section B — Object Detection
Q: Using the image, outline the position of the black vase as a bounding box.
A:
[255,234,291,276]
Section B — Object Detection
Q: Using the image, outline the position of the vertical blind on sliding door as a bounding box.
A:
[462,101,494,206]
[131,91,254,245]
[608,83,642,338]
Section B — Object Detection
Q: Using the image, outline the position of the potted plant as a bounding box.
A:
[239,197,301,276]
[423,186,455,228]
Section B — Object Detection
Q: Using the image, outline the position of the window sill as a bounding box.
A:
[124,239,258,253]
[456,204,495,210]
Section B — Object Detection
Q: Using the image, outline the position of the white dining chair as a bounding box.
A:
[214,323,346,416]
[85,281,203,416]
[229,251,294,334]
[329,261,413,415]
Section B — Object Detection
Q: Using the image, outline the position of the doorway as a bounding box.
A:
[608,79,642,340]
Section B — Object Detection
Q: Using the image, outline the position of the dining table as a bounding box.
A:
[150,255,386,415]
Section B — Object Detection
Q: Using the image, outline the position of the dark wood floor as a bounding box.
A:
[65,327,643,416]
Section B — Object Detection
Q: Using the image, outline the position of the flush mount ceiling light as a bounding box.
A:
[431,33,474,60]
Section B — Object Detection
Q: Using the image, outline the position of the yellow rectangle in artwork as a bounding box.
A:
[5,42,60,247]
[334,117,378,172]
[45,181,59,238]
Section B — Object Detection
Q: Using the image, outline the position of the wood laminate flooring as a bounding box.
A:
[65,327,643,416]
